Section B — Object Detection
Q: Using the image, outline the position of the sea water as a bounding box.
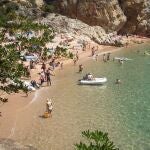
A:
[13,43,150,150]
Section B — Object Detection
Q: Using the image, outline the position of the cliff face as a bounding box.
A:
[57,0,127,32]
[119,0,150,36]
[56,0,150,36]
[1,0,150,36]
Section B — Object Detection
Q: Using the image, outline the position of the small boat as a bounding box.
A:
[79,77,107,85]
[114,57,132,61]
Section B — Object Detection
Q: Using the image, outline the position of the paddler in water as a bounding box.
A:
[115,79,121,84]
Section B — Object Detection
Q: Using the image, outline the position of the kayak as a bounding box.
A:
[79,77,107,85]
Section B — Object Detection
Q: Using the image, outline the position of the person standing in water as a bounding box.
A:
[46,99,53,116]
[115,79,121,84]
[79,64,83,73]
[45,69,55,86]
[95,54,98,61]
[107,53,111,61]
[103,54,106,62]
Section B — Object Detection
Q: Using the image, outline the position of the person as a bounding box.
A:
[119,59,124,64]
[46,99,53,114]
[76,51,79,61]
[26,66,31,78]
[41,62,46,72]
[91,47,95,56]
[40,71,45,85]
[31,80,39,89]
[79,64,83,73]
[95,54,98,61]
[30,60,34,69]
[50,59,56,70]
[60,62,63,69]
[45,69,55,86]
[73,57,77,65]
[87,73,93,80]
[107,53,111,61]
[115,79,121,84]
[103,54,106,62]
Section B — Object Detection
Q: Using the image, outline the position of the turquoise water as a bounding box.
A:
[13,43,150,150]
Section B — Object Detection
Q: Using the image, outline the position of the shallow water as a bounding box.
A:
[12,43,150,150]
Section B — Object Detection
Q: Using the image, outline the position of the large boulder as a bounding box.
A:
[119,0,150,36]
[56,0,127,32]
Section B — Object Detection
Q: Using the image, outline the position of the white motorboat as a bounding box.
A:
[79,77,107,85]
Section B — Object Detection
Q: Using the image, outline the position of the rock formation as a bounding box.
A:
[57,0,127,32]
[1,0,150,36]
[39,13,125,46]
[119,0,150,36]
[51,0,150,36]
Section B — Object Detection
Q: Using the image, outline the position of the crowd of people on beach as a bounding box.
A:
[4,34,146,119]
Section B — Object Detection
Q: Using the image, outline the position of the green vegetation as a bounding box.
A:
[0,1,19,27]
[54,46,74,59]
[42,2,56,13]
[43,4,55,13]
[0,0,73,102]
[0,1,55,102]
[0,43,26,102]
[75,130,119,150]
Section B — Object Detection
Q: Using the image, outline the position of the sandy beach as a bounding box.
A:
[0,36,149,149]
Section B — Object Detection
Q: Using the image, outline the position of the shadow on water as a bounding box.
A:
[77,83,107,89]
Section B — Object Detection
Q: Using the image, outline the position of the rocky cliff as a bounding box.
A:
[119,0,150,36]
[55,0,150,36]
[57,0,127,32]
[0,0,150,36]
